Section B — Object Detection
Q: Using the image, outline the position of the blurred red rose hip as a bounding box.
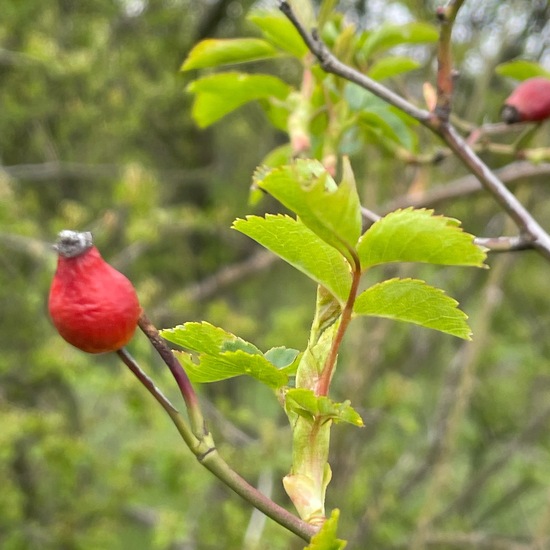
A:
[49,230,141,353]
[501,77,550,124]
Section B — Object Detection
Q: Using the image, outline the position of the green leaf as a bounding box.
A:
[368,56,420,81]
[353,278,471,339]
[346,84,417,150]
[181,38,278,71]
[264,347,300,369]
[362,22,438,58]
[161,321,262,356]
[177,350,288,388]
[256,158,362,264]
[232,214,352,304]
[358,111,410,149]
[285,389,364,427]
[357,208,486,269]
[496,60,550,81]
[248,12,308,58]
[163,323,290,388]
[187,72,292,127]
[304,509,347,550]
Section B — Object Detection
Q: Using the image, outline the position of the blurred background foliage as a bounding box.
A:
[1,0,550,548]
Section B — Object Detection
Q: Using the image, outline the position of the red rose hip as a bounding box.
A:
[501,77,550,124]
[49,230,141,353]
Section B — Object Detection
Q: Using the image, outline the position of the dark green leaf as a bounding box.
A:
[264,347,300,368]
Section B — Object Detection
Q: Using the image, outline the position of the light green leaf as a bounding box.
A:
[256,158,362,264]
[286,389,364,427]
[264,347,300,369]
[161,321,262,356]
[181,38,278,71]
[232,215,352,304]
[304,509,347,549]
[187,72,292,127]
[248,12,308,58]
[362,22,438,58]
[496,60,550,81]
[357,208,486,269]
[368,56,420,81]
[177,350,288,388]
[353,278,471,339]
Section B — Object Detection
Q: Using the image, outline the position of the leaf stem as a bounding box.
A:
[317,253,362,396]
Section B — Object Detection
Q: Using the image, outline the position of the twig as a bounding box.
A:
[138,312,205,439]
[116,348,199,450]
[474,236,533,252]
[434,0,465,121]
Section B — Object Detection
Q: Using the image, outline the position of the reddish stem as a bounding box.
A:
[316,253,362,396]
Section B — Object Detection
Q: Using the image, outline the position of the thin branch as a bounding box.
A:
[474,236,534,252]
[138,312,205,439]
[116,348,199,450]
[439,125,550,256]
[317,250,362,397]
